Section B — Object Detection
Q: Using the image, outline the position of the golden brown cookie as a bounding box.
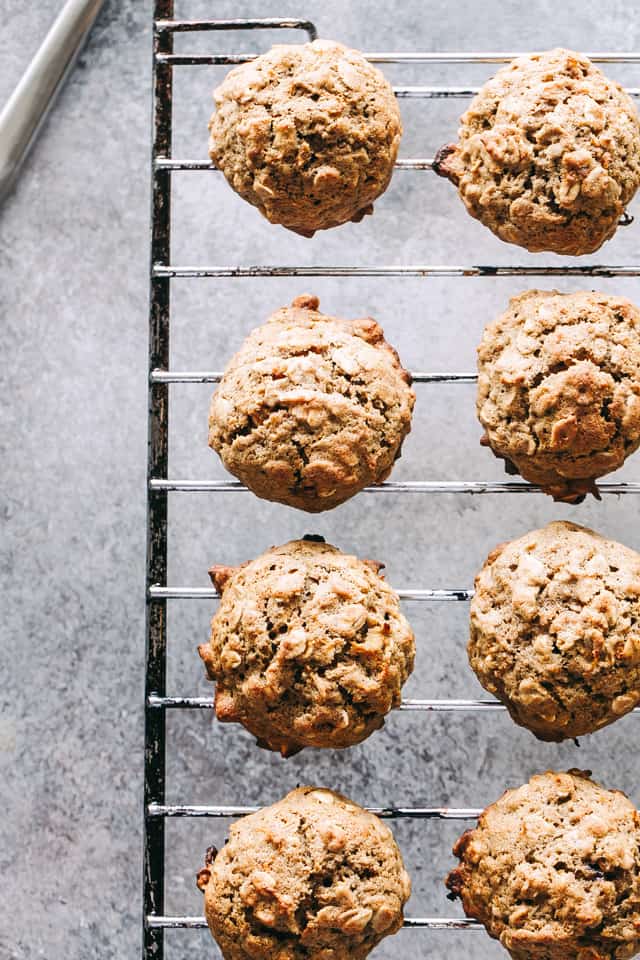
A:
[447,770,640,960]
[434,49,640,255]
[477,289,640,502]
[208,39,402,236]
[197,786,411,960]
[198,537,415,756]
[469,521,640,741]
[208,295,415,512]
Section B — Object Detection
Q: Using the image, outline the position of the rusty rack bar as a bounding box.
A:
[147,694,502,711]
[144,4,173,959]
[146,914,482,930]
[154,264,640,277]
[144,5,640,955]
[148,479,640,494]
[150,368,478,382]
[147,802,483,819]
[155,156,440,168]
[148,585,473,601]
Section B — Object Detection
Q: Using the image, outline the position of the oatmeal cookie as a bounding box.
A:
[469,521,640,741]
[208,39,402,236]
[477,289,640,502]
[434,49,640,255]
[197,786,411,960]
[447,769,640,960]
[208,295,415,512]
[198,536,415,756]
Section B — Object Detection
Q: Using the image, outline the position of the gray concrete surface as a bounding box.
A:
[2,2,640,958]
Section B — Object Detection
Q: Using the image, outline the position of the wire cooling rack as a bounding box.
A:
[144,4,640,956]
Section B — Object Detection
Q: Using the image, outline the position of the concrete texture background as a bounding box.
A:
[2,2,640,958]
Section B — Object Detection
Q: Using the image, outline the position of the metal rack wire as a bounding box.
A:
[144,4,640,956]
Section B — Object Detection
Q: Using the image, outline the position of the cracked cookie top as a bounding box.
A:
[477,289,640,502]
[198,537,415,756]
[446,770,640,960]
[435,49,640,255]
[208,39,402,236]
[469,521,640,741]
[197,786,411,960]
[208,295,415,512]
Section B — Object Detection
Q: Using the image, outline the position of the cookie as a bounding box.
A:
[197,786,411,960]
[208,295,415,512]
[477,289,640,502]
[469,521,640,741]
[434,49,640,255]
[198,537,415,756]
[446,769,640,960]
[208,39,402,236]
